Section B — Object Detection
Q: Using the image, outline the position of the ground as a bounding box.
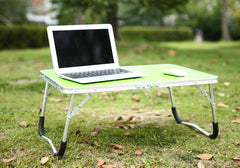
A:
[0,41,240,167]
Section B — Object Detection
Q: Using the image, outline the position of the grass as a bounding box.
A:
[0,40,240,167]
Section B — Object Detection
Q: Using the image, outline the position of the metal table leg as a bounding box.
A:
[168,85,219,139]
[38,82,94,157]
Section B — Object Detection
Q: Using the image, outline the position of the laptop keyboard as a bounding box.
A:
[63,68,131,79]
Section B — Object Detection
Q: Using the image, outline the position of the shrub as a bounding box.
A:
[0,25,48,49]
[119,26,193,41]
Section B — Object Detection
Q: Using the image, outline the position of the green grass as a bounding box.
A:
[0,40,240,167]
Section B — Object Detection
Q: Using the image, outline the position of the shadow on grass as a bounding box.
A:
[63,121,193,151]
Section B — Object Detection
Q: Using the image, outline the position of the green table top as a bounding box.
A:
[40,64,218,94]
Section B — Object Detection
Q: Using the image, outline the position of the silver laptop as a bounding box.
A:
[47,24,145,83]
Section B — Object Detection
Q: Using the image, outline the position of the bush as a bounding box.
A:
[119,26,193,41]
[0,25,48,49]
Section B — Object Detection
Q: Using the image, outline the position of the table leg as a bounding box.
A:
[38,90,94,157]
[38,81,58,154]
[168,85,219,139]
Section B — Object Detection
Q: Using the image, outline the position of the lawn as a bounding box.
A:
[0,40,240,167]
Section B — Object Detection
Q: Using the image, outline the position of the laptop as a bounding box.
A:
[47,24,145,83]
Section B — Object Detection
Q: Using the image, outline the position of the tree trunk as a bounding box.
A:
[221,0,231,41]
[106,3,120,39]
[75,7,85,24]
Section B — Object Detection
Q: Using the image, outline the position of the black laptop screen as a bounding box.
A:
[53,29,114,68]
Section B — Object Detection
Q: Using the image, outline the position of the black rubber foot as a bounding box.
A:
[39,116,45,136]
[57,141,67,158]
[171,107,182,123]
[209,122,219,139]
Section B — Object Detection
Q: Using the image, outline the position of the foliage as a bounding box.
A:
[0,0,29,25]
[175,0,240,41]
[120,26,193,41]
[0,25,48,49]
[175,0,222,41]
[118,2,165,26]
[229,0,240,40]
[53,0,189,36]
[137,0,188,11]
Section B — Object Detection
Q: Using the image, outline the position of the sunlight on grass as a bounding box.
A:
[159,41,240,50]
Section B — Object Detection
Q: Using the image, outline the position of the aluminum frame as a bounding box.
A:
[39,81,94,157]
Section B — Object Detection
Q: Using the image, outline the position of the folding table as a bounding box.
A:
[39,64,219,157]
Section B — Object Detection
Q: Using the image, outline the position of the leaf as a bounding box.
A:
[233,157,240,161]
[49,98,63,102]
[114,116,123,121]
[135,150,143,155]
[65,97,70,101]
[157,89,169,96]
[233,157,240,165]
[114,123,128,130]
[110,96,116,100]
[132,95,140,102]
[236,106,240,111]
[231,119,240,124]
[216,92,225,97]
[197,160,205,168]
[91,132,98,136]
[75,130,81,136]
[196,153,213,160]
[207,66,212,71]
[93,128,102,133]
[103,96,109,100]
[162,130,167,134]
[97,159,105,166]
[154,111,161,116]
[110,143,125,149]
[168,49,176,56]
[20,121,28,127]
[2,157,16,163]
[129,124,137,129]
[102,165,116,168]
[217,102,229,108]
[149,98,154,102]
[124,116,135,123]
[40,156,49,164]
[210,59,218,64]
[131,105,139,110]
[222,82,230,87]
[39,108,42,114]
[124,132,131,136]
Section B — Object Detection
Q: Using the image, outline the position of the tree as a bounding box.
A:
[0,0,28,26]
[175,0,222,41]
[52,0,189,39]
[221,0,231,41]
[228,0,240,40]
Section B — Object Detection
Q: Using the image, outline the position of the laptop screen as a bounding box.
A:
[53,29,114,68]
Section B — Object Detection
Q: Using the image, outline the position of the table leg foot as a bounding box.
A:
[209,122,218,139]
[55,141,67,158]
[171,107,182,123]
